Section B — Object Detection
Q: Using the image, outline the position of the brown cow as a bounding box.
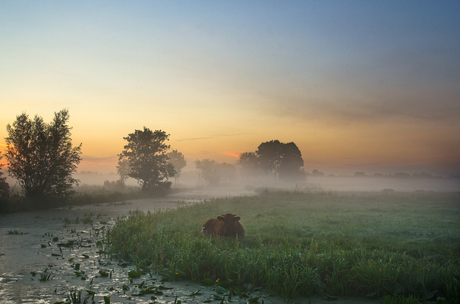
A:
[201,213,245,238]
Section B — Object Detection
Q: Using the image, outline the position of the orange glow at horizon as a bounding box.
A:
[222,151,242,158]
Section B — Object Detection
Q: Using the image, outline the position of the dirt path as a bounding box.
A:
[0,191,379,304]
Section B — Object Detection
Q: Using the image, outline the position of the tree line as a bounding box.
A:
[0,109,306,208]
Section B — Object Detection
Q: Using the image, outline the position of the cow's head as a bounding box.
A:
[217,213,241,237]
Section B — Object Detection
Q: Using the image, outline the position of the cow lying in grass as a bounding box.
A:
[201,214,245,238]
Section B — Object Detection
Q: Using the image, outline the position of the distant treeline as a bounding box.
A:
[309,170,459,179]
[1,108,458,213]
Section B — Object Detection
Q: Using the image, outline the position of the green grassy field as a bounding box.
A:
[108,190,460,302]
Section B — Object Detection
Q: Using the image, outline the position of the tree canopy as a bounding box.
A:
[0,152,10,198]
[119,127,175,194]
[167,150,187,184]
[195,159,236,186]
[116,158,131,185]
[5,109,82,202]
[239,140,306,181]
[195,159,219,186]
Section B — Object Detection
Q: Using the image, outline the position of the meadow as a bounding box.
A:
[108,190,460,302]
[0,184,145,213]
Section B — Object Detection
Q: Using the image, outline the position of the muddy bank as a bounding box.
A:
[0,192,378,304]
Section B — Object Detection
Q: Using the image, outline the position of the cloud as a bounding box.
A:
[81,155,118,162]
[261,76,460,126]
[176,136,214,142]
[78,155,119,173]
[251,39,460,126]
[222,151,242,158]
[176,133,250,142]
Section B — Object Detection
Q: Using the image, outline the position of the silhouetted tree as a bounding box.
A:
[195,159,220,186]
[0,152,10,198]
[237,152,260,180]
[256,140,305,181]
[167,150,187,184]
[116,158,131,185]
[119,127,175,194]
[278,142,306,181]
[311,169,324,176]
[256,140,283,180]
[5,109,82,202]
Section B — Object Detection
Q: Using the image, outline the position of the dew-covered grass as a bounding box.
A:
[108,190,460,302]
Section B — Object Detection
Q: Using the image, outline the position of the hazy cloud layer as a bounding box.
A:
[176,133,250,143]
[1,1,459,176]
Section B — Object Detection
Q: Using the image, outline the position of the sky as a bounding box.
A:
[1,1,459,177]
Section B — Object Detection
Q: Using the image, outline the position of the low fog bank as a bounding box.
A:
[303,175,460,192]
[47,170,460,195]
[173,172,460,194]
[72,170,458,192]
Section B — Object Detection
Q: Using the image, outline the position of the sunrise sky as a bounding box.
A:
[1,1,459,176]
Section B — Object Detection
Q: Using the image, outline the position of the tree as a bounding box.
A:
[311,169,324,176]
[195,159,220,186]
[276,142,306,181]
[167,150,187,184]
[0,152,10,198]
[119,127,175,194]
[116,158,131,185]
[237,152,260,180]
[256,140,283,181]
[195,159,237,186]
[5,109,82,201]
[256,140,305,181]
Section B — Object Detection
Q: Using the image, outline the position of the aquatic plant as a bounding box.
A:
[7,230,28,235]
[67,289,82,303]
[39,268,54,281]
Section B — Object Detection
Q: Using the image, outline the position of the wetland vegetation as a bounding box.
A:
[109,190,460,302]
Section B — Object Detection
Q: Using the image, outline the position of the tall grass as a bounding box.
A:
[108,190,460,301]
[0,184,144,213]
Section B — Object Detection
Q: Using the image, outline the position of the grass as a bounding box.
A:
[0,184,145,213]
[108,190,460,302]
[7,229,29,235]
[38,268,54,281]
[67,289,83,303]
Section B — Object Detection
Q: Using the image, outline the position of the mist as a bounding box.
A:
[69,167,460,194]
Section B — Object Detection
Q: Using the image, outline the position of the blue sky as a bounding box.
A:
[1,1,459,176]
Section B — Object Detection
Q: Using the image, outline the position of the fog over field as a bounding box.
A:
[68,168,460,194]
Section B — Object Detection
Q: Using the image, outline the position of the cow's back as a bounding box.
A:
[214,219,245,238]
[223,221,244,238]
